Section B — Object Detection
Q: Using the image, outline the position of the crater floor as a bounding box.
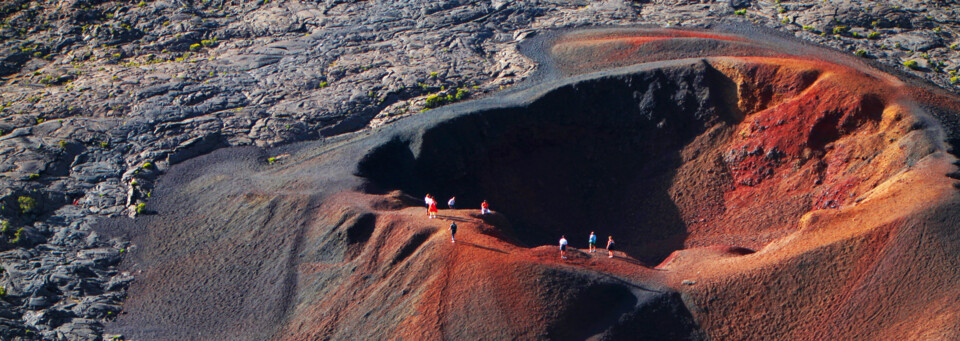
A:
[101,27,960,340]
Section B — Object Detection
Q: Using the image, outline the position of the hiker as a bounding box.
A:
[559,235,568,259]
[425,194,435,217]
[588,231,597,253]
[448,196,456,209]
[428,200,438,219]
[450,222,457,243]
[607,236,616,258]
[480,200,491,215]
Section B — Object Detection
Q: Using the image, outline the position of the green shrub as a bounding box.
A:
[802,25,814,31]
[1,220,9,233]
[951,76,959,85]
[27,173,39,181]
[0,286,6,297]
[18,196,37,214]
[777,6,785,13]
[9,227,23,244]
[424,94,443,108]
[267,157,277,164]
[318,81,328,88]
[142,162,153,170]
[429,72,438,78]
[854,49,867,57]
[902,60,919,69]
[138,1,147,7]
[734,9,746,15]
[832,26,848,35]
[135,203,146,215]
[454,88,469,101]
[867,31,881,39]
[58,140,67,149]
[189,43,201,51]
[100,142,109,148]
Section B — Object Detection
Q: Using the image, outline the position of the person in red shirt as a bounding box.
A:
[428,200,438,219]
[480,200,491,215]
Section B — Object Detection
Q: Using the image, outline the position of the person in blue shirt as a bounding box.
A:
[588,231,597,253]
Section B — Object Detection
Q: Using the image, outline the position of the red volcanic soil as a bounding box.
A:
[103,28,960,340]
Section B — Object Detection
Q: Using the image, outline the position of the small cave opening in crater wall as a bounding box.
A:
[356,61,887,265]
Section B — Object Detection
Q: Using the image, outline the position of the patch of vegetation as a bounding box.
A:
[733,9,746,15]
[9,227,23,244]
[1,220,9,233]
[832,26,848,35]
[201,38,218,47]
[319,81,328,88]
[135,203,146,215]
[100,142,110,148]
[18,196,37,214]
[0,286,6,297]
[138,1,147,7]
[189,43,201,51]
[854,49,867,57]
[424,88,469,108]
[780,17,791,24]
[867,31,881,39]
[429,72,439,78]
[951,76,959,85]
[27,173,39,181]
[802,25,814,31]
[142,162,153,170]
[902,60,919,70]
[267,156,277,164]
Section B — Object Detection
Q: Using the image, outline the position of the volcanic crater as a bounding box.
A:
[100,27,960,340]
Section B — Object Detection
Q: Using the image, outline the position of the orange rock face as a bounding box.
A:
[107,28,960,340]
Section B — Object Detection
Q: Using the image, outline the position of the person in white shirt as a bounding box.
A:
[559,236,568,259]
[447,196,456,209]
[424,194,434,217]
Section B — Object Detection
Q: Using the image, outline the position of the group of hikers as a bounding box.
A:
[424,194,490,243]
[424,194,619,259]
[559,232,616,259]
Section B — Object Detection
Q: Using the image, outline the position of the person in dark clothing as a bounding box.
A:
[450,222,457,243]
[607,236,616,258]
